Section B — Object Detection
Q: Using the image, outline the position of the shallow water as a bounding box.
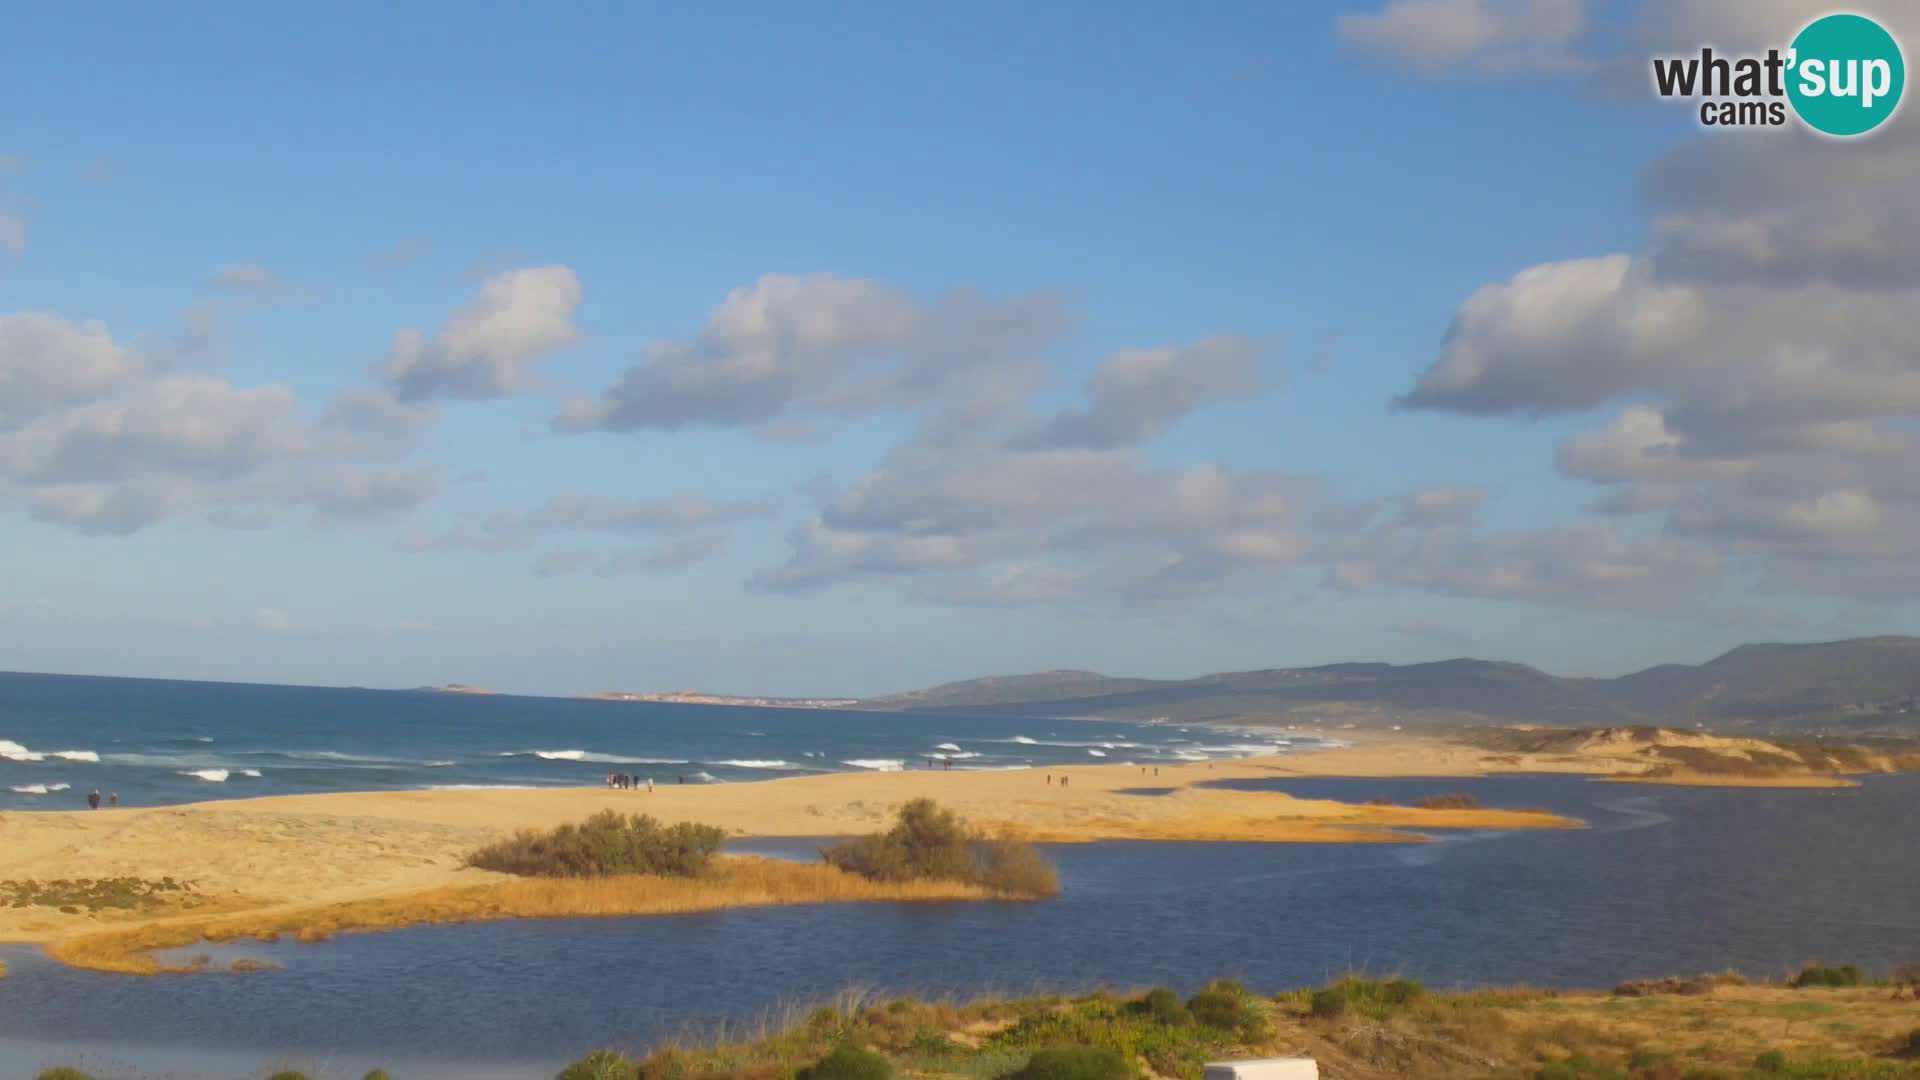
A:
[3,774,1914,1078]
[0,671,1314,810]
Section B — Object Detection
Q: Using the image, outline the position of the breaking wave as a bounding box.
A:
[511,749,690,765]
[9,782,71,795]
[711,760,797,770]
[180,769,230,783]
[842,759,905,771]
[2,739,99,763]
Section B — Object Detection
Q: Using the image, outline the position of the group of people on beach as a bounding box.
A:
[605,773,653,791]
[85,789,117,809]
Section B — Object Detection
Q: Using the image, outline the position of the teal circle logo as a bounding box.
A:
[1787,13,1905,137]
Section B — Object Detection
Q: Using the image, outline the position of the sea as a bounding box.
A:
[2,671,1916,1080]
[0,671,1311,811]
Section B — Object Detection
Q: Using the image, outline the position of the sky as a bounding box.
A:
[2,0,1917,697]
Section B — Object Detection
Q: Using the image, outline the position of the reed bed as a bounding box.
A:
[45,857,1000,975]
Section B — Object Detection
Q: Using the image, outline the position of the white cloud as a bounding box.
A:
[1015,336,1266,449]
[0,313,439,534]
[1403,111,1920,602]
[0,212,22,256]
[386,266,583,401]
[558,273,1068,434]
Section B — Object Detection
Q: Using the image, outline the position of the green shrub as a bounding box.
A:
[266,1073,313,1080]
[554,1049,639,1080]
[821,799,1059,898]
[36,1069,95,1080]
[1187,989,1247,1030]
[1898,1029,1920,1059]
[364,1072,393,1080]
[470,811,726,878]
[1005,1046,1133,1080]
[1308,977,1425,1020]
[977,835,1062,898]
[1140,986,1190,1025]
[799,1042,894,1080]
[1788,964,1863,989]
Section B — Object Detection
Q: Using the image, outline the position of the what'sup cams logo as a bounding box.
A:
[1652,11,1906,136]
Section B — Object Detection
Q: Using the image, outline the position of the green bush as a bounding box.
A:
[266,1073,313,1080]
[1898,1030,1920,1059]
[799,1042,894,1080]
[1140,986,1190,1025]
[1187,989,1248,1030]
[469,811,726,878]
[1308,977,1425,1020]
[821,799,1059,898]
[1005,1046,1133,1080]
[364,1072,393,1080]
[554,1049,638,1080]
[36,1069,95,1080]
[1753,1049,1790,1073]
[1788,964,1863,989]
[1532,1056,1624,1080]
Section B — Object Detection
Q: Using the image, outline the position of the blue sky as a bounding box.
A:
[3,1,1916,696]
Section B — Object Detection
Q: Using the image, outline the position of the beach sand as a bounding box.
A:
[0,730,1866,970]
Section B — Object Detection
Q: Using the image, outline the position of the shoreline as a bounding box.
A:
[1,743,1584,971]
[0,733,1882,974]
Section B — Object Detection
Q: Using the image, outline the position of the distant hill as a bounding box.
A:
[854,637,1920,735]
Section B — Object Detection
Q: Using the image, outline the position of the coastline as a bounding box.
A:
[0,732,1878,974]
[1,743,1584,970]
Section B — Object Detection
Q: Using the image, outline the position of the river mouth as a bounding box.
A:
[3,774,1914,1078]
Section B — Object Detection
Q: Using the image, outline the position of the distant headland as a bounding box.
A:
[584,689,859,708]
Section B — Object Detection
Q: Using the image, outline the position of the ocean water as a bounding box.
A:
[0,671,1322,810]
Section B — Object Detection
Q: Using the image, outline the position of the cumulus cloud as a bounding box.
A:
[1015,336,1265,449]
[1340,0,1591,76]
[0,312,438,534]
[1402,81,1920,601]
[557,273,1068,435]
[386,266,583,401]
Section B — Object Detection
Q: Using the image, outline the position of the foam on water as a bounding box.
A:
[1,739,98,763]
[8,782,70,794]
[426,784,537,791]
[712,760,796,770]
[519,749,690,765]
[1086,749,1107,757]
[933,742,963,752]
[841,759,905,771]
[179,769,230,783]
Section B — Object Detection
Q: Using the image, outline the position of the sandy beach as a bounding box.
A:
[0,729,1880,972]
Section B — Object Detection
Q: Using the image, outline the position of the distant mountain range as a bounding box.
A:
[853,637,1920,735]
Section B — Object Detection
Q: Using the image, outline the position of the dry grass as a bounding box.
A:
[553,977,1920,1080]
[45,857,1001,975]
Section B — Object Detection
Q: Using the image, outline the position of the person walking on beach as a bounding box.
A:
[646,777,654,792]
[87,789,100,810]
[109,792,118,807]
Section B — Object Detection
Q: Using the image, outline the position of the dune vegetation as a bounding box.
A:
[821,798,1061,898]
[44,802,1057,975]
[542,966,1920,1080]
